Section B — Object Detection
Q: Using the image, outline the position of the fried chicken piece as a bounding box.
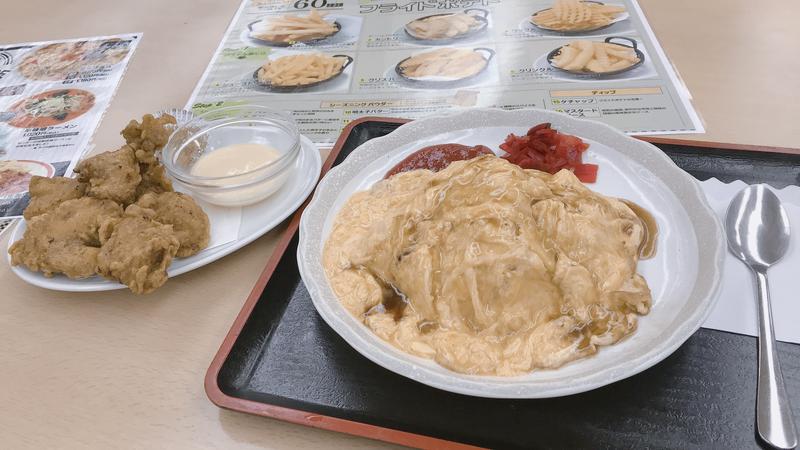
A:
[9,197,123,278]
[121,113,178,198]
[121,113,177,166]
[74,144,141,205]
[23,176,87,220]
[97,213,180,294]
[133,192,210,257]
[135,163,173,198]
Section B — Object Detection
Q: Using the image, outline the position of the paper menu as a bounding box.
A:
[187,0,703,146]
[0,33,141,219]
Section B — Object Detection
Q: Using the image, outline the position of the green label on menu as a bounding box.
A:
[191,100,251,115]
[221,47,271,61]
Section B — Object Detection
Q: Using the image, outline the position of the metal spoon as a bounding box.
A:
[726,184,797,449]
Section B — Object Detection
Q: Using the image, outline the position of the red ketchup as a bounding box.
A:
[384,143,494,179]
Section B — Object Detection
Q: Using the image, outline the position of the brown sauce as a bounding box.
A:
[417,319,438,334]
[381,284,408,321]
[621,199,658,259]
[364,275,409,322]
[363,271,437,333]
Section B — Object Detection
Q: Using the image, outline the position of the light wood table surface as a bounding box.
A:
[1,1,798,448]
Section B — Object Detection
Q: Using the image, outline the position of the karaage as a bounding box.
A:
[9,197,123,278]
[134,192,210,257]
[74,144,141,204]
[8,111,212,294]
[97,212,180,294]
[23,176,87,220]
[121,113,177,199]
[135,163,173,198]
[121,113,177,166]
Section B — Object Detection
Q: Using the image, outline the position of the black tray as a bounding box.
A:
[207,117,800,449]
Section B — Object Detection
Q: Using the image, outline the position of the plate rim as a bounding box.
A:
[297,107,725,398]
[6,136,321,292]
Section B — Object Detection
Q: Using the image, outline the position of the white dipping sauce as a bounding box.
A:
[191,143,281,177]
[189,143,291,207]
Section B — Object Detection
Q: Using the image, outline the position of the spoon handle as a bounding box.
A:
[754,269,798,449]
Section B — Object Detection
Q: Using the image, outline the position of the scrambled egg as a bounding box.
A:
[323,156,651,375]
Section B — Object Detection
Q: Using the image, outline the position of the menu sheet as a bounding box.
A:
[188,0,702,146]
[0,33,141,220]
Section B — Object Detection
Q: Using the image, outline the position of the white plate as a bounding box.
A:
[7,136,321,292]
[298,108,724,398]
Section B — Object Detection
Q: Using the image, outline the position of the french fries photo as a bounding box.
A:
[399,48,488,80]
[532,0,625,32]
[405,12,481,40]
[251,10,339,43]
[257,53,349,87]
[551,39,639,73]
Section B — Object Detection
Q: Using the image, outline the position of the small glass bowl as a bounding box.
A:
[161,105,300,207]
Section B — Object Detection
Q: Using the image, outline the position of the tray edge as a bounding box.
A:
[639,136,800,155]
[340,115,800,155]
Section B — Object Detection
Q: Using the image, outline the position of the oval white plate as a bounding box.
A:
[7,136,321,292]
[298,108,724,398]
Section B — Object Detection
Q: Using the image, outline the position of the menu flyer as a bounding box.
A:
[0,33,141,221]
[188,0,702,146]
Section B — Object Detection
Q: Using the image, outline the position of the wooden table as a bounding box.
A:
[1,0,798,448]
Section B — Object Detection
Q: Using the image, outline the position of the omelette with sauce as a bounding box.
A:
[323,155,653,376]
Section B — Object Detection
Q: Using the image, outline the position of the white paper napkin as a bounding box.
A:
[699,178,800,343]
[197,201,242,249]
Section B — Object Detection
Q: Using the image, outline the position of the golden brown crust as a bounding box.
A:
[9,197,123,278]
[23,176,87,220]
[134,163,173,199]
[121,113,177,166]
[133,192,210,257]
[97,214,180,294]
[74,145,141,205]
[121,113,177,200]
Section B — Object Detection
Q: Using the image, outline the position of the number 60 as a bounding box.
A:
[294,0,328,9]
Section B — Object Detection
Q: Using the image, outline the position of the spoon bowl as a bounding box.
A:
[726,184,791,268]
